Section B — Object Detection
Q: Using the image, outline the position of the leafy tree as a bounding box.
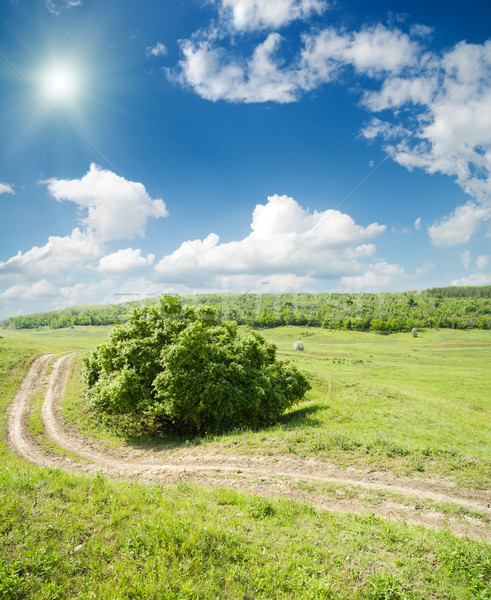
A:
[83,296,310,434]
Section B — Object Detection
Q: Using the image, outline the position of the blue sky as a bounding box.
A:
[1,0,490,318]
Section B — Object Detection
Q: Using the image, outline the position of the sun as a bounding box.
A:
[43,65,78,101]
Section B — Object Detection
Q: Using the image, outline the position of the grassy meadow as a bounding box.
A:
[1,326,490,599]
[62,326,491,489]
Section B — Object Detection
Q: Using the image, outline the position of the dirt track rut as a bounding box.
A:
[6,353,491,541]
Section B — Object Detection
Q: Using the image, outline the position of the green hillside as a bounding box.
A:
[3,286,491,332]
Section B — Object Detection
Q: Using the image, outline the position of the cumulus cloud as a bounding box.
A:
[299,25,419,85]
[363,39,491,246]
[0,182,14,195]
[43,163,168,241]
[217,0,327,31]
[414,217,422,230]
[174,1,491,249]
[146,42,167,57]
[0,228,103,277]
[428,202,491,246]
[0,166,167,317]
[1,167,171,318]
[177,33,300,103]
[177,24,421,103]
[154,194,398,289]
[97,249,155,274]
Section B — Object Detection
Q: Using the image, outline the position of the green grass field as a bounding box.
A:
[61,326,491,489]
[1,327,490,599]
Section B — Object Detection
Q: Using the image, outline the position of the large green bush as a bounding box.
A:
[83,296,310,433]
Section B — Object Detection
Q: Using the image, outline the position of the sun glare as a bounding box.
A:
[43,65,78,101]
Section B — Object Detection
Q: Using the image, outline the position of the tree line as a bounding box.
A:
[2,286,491,332]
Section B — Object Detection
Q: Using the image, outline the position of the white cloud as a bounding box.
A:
[461,249,471,269]
[414,217,422,230]
[362,75,436,111]
[451,272,491,286]
[0,279,58,302]
[155,194,394,288]
[409,24,433,39]
[361,118,409,141]
[175,3,490,249]
[177,33,300,103]
[45,0,82,15]
[147,42,167,58]
[43,164,168,241]
[1,279,114,307]
[97,248,155,274]
[476,254,490,270]
[177,24,421,104]
[363,39,491,246]
[217,0,327,31]
[341,262,405,292]
[0,182,14,195]
[428,202,491,247]
[0,228,103,277]
[300,25,419,82]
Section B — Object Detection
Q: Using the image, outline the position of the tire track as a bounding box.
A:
[6,354,491,541]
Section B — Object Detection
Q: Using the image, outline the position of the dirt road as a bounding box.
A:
[6,353,491,541]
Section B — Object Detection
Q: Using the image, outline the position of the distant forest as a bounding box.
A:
[3,286,491,332]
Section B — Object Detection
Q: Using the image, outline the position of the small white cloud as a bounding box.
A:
[43,164,168,241]
[361,118,409,141]
[97,248,155,274]
[45,0,82,15]
[451,273,491,286]
[476,254,490,270]
[414,217,422,230]
[409,24,433,39]
[428,202,491,247]
[146,42,168,58]
[217,0,327,31]
[461,249,471,269]
[0,182,14,195]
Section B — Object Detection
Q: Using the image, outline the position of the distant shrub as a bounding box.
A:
[293,341,305,351]
[83,296,310,434]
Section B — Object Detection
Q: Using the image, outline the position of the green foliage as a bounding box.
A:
[5,286,491,332]
[83,296,310,433]
[428,285,491,298]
